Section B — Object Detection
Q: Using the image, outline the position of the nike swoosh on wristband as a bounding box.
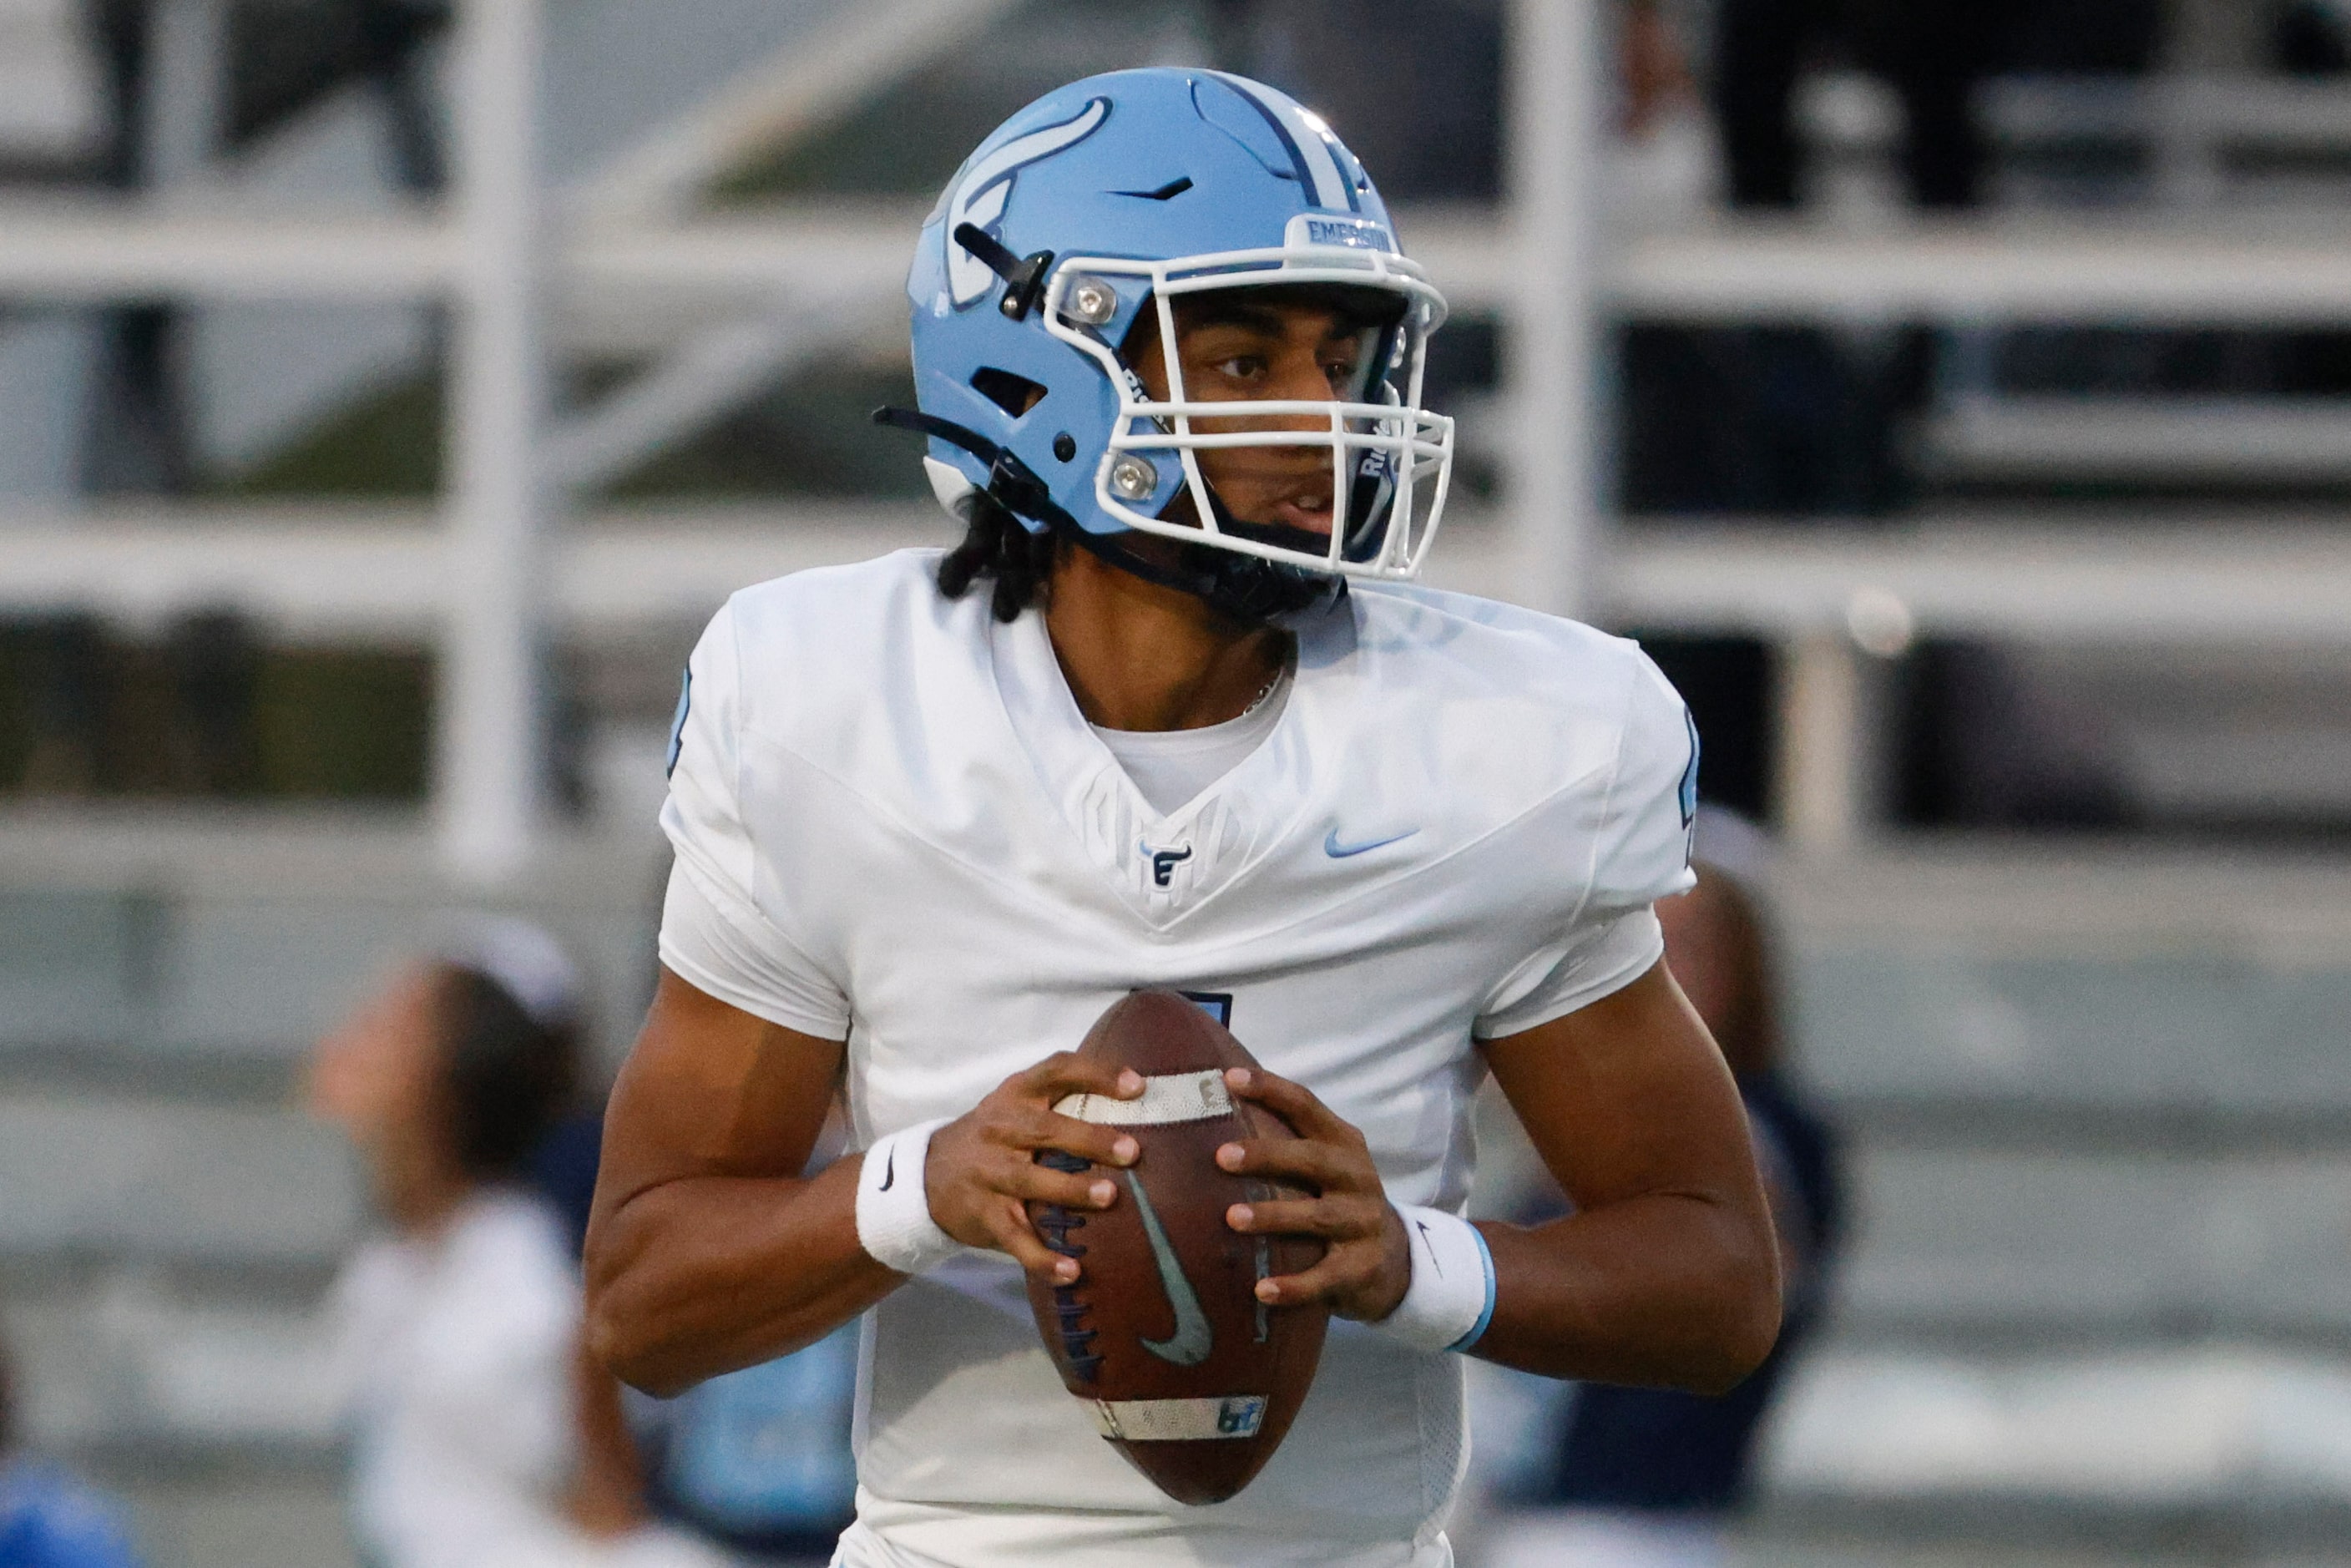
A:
[1127,1171,1214,1366]
[879,1149,895,1191]
[1324,827,1418,858]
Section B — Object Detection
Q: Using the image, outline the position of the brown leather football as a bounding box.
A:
[1024,989,1328,1505]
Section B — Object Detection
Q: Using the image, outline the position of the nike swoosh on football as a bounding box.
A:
[1126,1170,1215,1367]
[1324,827,1418,859]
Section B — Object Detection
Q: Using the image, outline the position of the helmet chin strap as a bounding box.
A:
[872,406,1341,625]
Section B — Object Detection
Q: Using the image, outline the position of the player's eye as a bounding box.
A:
[1210,355,1267,382]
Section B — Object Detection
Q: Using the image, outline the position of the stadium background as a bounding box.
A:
[1,0,2349,1564]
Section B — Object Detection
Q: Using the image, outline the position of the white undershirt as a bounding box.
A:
[1090,670,1291,817]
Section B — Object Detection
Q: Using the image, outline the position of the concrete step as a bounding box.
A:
[1793,944,2351,1130]
[0,1093,361,1267]
[14,1100,2350,1456]
[1923,397,2351,488]
[0,817,667,1076]
[1731,1537,2348,1568]
[1757,1343,2351,1544]
[2,837,2346,1132]
[1469,1342,2351,1558]
[1,1267,340,1456]
[1472,1511,2351,1568]
[1838,1141,2351,1343]
[1772,849,2351,1131]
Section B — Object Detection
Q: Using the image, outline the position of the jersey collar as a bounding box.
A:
[986,598,1349,928]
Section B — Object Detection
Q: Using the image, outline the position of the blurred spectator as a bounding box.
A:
[165,609,262,797]
[531,1095,858,1565]
[607,1107,860,1565]
[1615,0,1915,522]
[10,615,105,797]
[1715,0,2030,211]
[495,863,851,1565]
[634,1327,859,1566]
[1898,641,2136,830]
[1489,810,1845,1568]
[515,862,857,1564]
[1634,0,2140,832]
[0,1319,146,1568]
[1215,0,1503,201]
[1621,0,1697,139]
[310,918,729,1568]
[2274,0,2351,73]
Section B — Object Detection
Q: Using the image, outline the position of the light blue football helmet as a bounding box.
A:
[885,68,1454,612]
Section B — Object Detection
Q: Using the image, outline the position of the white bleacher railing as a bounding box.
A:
[4,3,2351,871]
[440,0,550,883]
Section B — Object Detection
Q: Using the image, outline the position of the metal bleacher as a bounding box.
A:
[10,837,2351,1565]
[1450,847,2351,1564]
[1754,852,2351,1558]
[1,3,2350,1566]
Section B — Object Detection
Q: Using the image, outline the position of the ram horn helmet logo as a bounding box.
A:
[945,97,1111,308]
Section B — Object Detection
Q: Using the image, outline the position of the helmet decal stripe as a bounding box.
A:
[1206,73,1352,213]
[945,97,1112,308]
[1284,106,1361,215]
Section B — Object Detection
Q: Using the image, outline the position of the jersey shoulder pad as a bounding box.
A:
[1347,582,1660,776]
[717,549,965,736]
[1345,583,1696,908]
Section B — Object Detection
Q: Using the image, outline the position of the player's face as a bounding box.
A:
[1128,295,1373,538]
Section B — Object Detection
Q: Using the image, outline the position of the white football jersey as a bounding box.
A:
[657,549,1697,1568]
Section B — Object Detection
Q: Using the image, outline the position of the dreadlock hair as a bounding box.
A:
[937,489,1062,621]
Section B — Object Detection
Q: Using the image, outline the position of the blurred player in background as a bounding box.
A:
[586,68,1780,1568]
[1493,810,1846,1568]
[310,920,730,1568]
[0,1321,146,1568]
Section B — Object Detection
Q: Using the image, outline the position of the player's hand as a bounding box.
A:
[1216,1067,1411,1323]
[923,1054,1144,1287]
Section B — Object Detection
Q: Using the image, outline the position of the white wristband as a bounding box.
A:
[855,1117,960,1276]
[1372,1204,1497,1353]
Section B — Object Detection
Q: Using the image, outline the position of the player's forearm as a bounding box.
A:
[1469,1191,1782,1393]
[584,1156,894,1398]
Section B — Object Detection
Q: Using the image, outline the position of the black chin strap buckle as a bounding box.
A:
[983,449,1059,520]
[953,222,1054,321]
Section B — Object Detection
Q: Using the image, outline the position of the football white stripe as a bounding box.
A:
[1054,1070,1232,1125]
[1090,1395,1268,1442]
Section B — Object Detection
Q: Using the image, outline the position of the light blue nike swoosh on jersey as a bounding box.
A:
[1324,827,1419,859]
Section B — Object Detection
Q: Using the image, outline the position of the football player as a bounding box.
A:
[584,68,1779,1568]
